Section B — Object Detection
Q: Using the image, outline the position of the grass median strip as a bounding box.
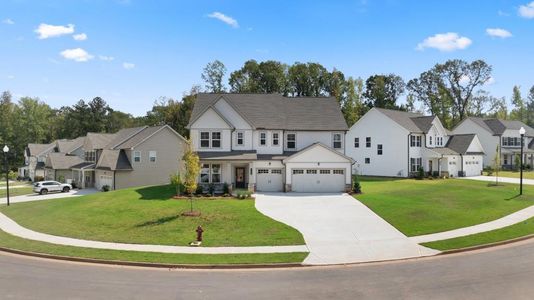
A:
[357,177,534,236]
[0,229,308,265]
[0,187,34,198]
[422,216,534,251]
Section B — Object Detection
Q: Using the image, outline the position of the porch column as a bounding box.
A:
[225,163,232,188]
[81,169,85,189]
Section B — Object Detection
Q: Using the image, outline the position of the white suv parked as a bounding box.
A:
[33,181,72,195]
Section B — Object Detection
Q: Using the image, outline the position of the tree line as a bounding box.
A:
[1,58,533,169]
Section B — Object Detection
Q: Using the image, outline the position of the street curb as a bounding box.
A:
[0,246,307,269]
[435,232,534,255]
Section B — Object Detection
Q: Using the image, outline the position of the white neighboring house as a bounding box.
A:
[187,93,354,193]
[18,143,56,180]
[345,108,485,177]
[453,117,534,169]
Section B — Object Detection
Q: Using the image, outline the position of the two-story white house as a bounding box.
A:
[187,93,354,193]
[18,143,56,180]
[453,117,534,169]
[346,108,485,177]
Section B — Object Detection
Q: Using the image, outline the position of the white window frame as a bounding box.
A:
[272,132,279,146]
[293,169,304,175]
[149,151,157,163]
[200,131,210,148]
[332,133,343,149]
[410,157,422,172]
[211,164,221,183]
[200,163,221,184]
[259,131,267,146]
[236,131,244,146]
[364,157,370,164]
[366,137,371,148]
[377,144,383,155]
[333,169,344,175]
[354,137,359,148]
[286,133,296,150]
[211,131,222,148]
[133,151,141,163]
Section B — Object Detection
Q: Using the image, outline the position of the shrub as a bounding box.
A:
[208,183,215,195]
[102,185,110,192]
[353,177,362,194]
[34,176,45,182]
[484,166,494,176]
[195,185,203,195]
[417,167,425,180]
[169,174,183,196]
[514,155,521,171]
[236,189,252,199]
[432,171,439,178]
[223,182,230,194]
[58,175,65,183]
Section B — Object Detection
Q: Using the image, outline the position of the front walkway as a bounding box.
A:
[255,193,439,265]
[411,204,534,243]
[462,175,534,185]
[0,188,99,205]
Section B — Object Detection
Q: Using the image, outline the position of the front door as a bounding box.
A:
[429,160,433,173]
[235,168,246,189]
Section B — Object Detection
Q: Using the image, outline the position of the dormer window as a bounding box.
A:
[211,132,221,148]
[85,150,96,162]
[429,136,433,146]
[237,132,244,146]
[200,132,210,148]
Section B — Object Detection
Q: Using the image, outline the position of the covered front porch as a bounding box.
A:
[423,148,460,177]
[72,163,96,189]
[501,149,534,170]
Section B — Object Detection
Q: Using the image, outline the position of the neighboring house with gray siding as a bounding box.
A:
[19,143,57,181]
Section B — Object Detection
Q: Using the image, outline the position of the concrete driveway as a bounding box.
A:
[0,188,98,205]
[255,193,439,265]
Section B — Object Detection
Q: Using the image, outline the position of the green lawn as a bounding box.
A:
[489,171,534,180]
[0,229,307,265]
[423,216,534,251]
[356,177,534,236]
[0,186,34,198]
[0,185,305,247]
[0,181,31,187]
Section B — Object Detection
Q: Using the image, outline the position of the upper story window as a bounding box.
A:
[149,151,157,162]
[333,133,342,149]
[502,137,521,147]
[366,137,371,148]
[272,132,279,146]
[211,132,221,148]
[259,132,267,146]
[133,151,141,163]
[377,144,383,155]
[200,132,210,148]
[365,158,370,164]
[85,150,96,162]
[429,136,433,146]
[287,133,296,149]
[236,132,244,146]
[354,138,359,148]
[410,135,422,147]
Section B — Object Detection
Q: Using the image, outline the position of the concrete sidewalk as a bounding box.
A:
[411,204,534,243]
[462,176,534,185]
[0,212,308,254]
[256,193,439,265]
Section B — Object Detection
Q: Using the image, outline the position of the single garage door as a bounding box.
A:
[292,169,345,193]
[464,158,482,177]
[98,175,113,190]
[256,169,283,192]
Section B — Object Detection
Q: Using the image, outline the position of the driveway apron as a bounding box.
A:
[255,193,439,265]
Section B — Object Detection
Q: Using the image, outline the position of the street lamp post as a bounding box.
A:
[2,145,9,206]
[520,127,526,196]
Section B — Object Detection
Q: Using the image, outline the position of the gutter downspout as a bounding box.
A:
[460,154,464,177]
[407,133,412,177]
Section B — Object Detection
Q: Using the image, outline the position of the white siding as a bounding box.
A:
[453,119,496,167]
[345,109,410,177]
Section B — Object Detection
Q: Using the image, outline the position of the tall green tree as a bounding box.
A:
[363,74,405,109]
[341,77,365,126]
[0,91,15,147]
[201,60,227,93]
[510,85,525,122]
[526,85,534,126]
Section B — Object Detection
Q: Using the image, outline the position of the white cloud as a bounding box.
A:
[99,55,115,61]
[35,23,75,39]
[486,28,512,38]
[7,75,15,80]
[2,18,14,25]
[498,10,510,16]
[416,32,472,52]
[519,1,534,18]
[122,62,135,69]
[207,12,239,28]
[73,33,87,41]
[60,48,94,62]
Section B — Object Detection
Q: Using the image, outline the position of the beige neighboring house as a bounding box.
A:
[43,137,86,183]
[71,132,116,189]
[94,125,187,190]
[19,143,56,181]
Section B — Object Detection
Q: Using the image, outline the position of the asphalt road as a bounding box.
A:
[2,240,534,300]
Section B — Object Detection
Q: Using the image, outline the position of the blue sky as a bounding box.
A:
[1,0,533,116]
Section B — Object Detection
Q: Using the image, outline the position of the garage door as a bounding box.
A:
[98,175,113,190]
[464,158,481,177]
[292,169,345,193]
[256,169,283,192]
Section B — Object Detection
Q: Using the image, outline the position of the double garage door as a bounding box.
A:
[97,175,113,190]
[256,169,283,192]
[292,169,345,193]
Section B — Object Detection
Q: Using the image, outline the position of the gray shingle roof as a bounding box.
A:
[198,151,257,161]
[189,93,348,131]
[104,126,147,149]
[96,149,132,171]
[56,136,85,154]
[445,134,481,155]
[464,117,534,136]
[46,153,84,170]
[374,108,433,133]
[85,133,116,150]
[113,125,165,149]
[27,143,55,156]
